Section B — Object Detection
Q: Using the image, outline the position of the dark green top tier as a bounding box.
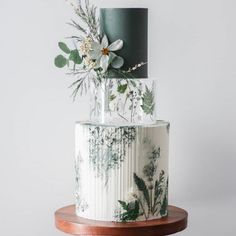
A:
[100,8,148,78]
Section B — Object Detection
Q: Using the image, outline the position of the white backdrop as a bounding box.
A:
[0,0,236,235]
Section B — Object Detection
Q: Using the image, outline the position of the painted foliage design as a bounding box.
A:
[116,139,168,222]
[90,79,156,123]
[88,126,136,183]
[75,152,88,213]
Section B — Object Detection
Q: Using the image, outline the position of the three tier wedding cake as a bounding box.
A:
[55,1,169,223]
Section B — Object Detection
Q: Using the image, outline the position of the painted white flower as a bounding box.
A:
[127,187,138,202]
[89,35,124,73]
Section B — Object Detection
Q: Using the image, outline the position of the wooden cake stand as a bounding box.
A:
[55,205,188,236]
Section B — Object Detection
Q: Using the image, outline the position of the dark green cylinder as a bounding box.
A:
[100,8,148,78]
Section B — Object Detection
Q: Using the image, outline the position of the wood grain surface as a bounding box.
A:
[55,205,188,236]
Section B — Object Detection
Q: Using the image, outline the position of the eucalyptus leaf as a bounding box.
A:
[58,42,71,54]
[54,55,67,68]
[69,49,82,64]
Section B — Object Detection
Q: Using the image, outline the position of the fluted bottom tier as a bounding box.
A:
[75,121,170,222]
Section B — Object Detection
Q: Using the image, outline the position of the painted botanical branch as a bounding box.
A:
[88,126,136,184]
[75,152,89,213]
[55,1,148,100]
[159,178,168,216]
[141,85,155,115]
[152,170,165,214]
[116,141,168,222]
[116,200,140,222]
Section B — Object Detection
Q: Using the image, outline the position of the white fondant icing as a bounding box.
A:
[75,121,169,222]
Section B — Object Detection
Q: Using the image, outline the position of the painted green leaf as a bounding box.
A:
[69,49,82,64]
[159,170,165,182]
[118,200,140,222]
[153,170,165,205]
[166,123,170,134]
[141,85,155,115]
[160,194,168,216]
[109,94,116,101]
[54,55,67,68]
[58,42,71,54]
[128,200,140,218]
[118,200,128,211]
[133,173,150,210]
[153,180,162,207]
[160,179,168,216]
[117,84,127,94]
[130,79,137,87]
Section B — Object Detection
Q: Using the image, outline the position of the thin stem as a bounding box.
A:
[137,198,148,220]
[150,188,153,215]
[117,113,129,122]
[131,94,134,122]
[123,94,128,115]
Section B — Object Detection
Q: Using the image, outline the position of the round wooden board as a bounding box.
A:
[55,205,188,236]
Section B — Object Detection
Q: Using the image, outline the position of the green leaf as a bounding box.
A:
[58,42,71,54]
[141,85,155,115]
[154,180,162,206]
[109,94,116,101]
[160,195,168,216]
[130,80,137,87]
[118,200,128,211]
[134,200,139,213]
[117,84,127,94]
[160,179,168,216]
[54,55,67,68]
[133,173,150,210]
[127,200,140,218]
[117,200,140,222]
[69,49,82,64]
[166,123,170,134]
[153,170,165,206]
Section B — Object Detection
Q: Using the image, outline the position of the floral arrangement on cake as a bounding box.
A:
[54,0,146,99]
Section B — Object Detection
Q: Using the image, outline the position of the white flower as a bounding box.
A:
[89,35,124,73]
[79,38,98,69]
[79,37,93,56]
[84,57,97,69]
[127,187,138,202]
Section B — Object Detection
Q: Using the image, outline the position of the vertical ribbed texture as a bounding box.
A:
[75,121,169,221]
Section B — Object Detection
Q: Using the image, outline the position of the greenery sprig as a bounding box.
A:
[116,140,168,222]
[55,0,147,100]
[54,42,82,68]
[74,0,100,41]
